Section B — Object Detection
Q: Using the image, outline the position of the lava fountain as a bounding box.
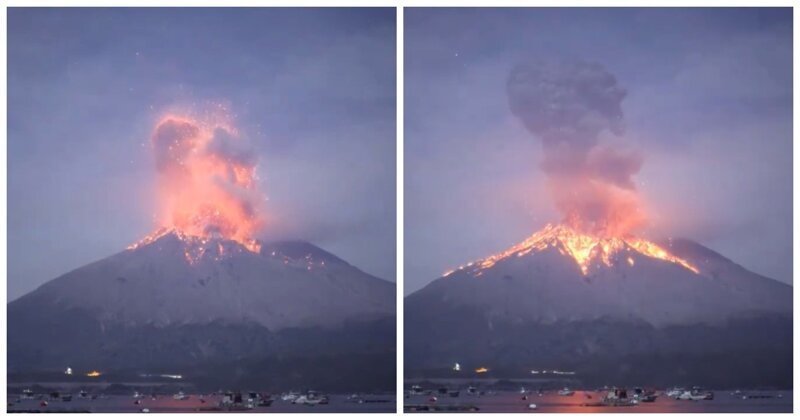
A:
[128,110,265,258]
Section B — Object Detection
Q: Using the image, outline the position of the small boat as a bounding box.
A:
[173,391,190,400]
[293,391,328,405]
[466,386,478,395]
[61,394,72,402]
[589,388,638,407]
[281,391,300,402]
[632,388,657,403]
[218,392,255,410]
[665,388,684,398]
[78,390,89,399]
[448,390,460,398]
[678,389,713,401]
[638,394,657,403]
[21,389,35,400]
[557,388,575,396]
[247,392,259,404]
[527,403,537,410]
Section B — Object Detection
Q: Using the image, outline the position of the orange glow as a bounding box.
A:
[128,110,266,262]
[444,224,698,277]
[475,367,489,374]
[86,370,101,377]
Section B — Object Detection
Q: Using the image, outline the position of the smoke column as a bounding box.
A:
[150,114,265,248]
[507,60,645,236]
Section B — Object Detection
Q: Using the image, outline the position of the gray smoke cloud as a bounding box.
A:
[507,60,644,235]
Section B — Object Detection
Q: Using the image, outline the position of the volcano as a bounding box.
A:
[9,229,395,391]
[405,224,792,388]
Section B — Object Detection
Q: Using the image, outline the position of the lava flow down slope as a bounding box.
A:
[405,60,791,389]
[8,113,395,391]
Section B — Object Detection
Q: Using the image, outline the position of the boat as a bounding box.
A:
[557,388,575,396]
[632,388,657,403]
[638,394,657,403]
[678,389,713,401]
[448,390,460,398]
[247,392,259,404]
[78,390,89,399]
[219,392,255,411]
[281,391,301,402]
[527,403,537,410]
[173,391,190,400]
[466,386,478,396]
[665,387,685,398]
[293,391,329,405]
[584,388,638,407]
[20,389,35,400]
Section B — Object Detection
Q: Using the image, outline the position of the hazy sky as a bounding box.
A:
[405,8,793,294]
[8,8,396,301]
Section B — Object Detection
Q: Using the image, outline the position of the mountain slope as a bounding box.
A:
[11,231,394,330]
[405,226,791,388]
[9,232,396,391]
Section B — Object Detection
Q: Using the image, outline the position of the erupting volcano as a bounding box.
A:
[9,109,395,391]
[444,60,698,281]
[405,60,791,389]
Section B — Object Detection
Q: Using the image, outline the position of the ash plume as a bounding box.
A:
[507,60,644,236]
[151,115,265,245]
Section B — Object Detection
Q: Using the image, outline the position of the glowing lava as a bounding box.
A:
[443,224,698,277]
[128,110,266,262]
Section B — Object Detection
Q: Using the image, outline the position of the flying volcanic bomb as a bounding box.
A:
[128,111,265,260]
